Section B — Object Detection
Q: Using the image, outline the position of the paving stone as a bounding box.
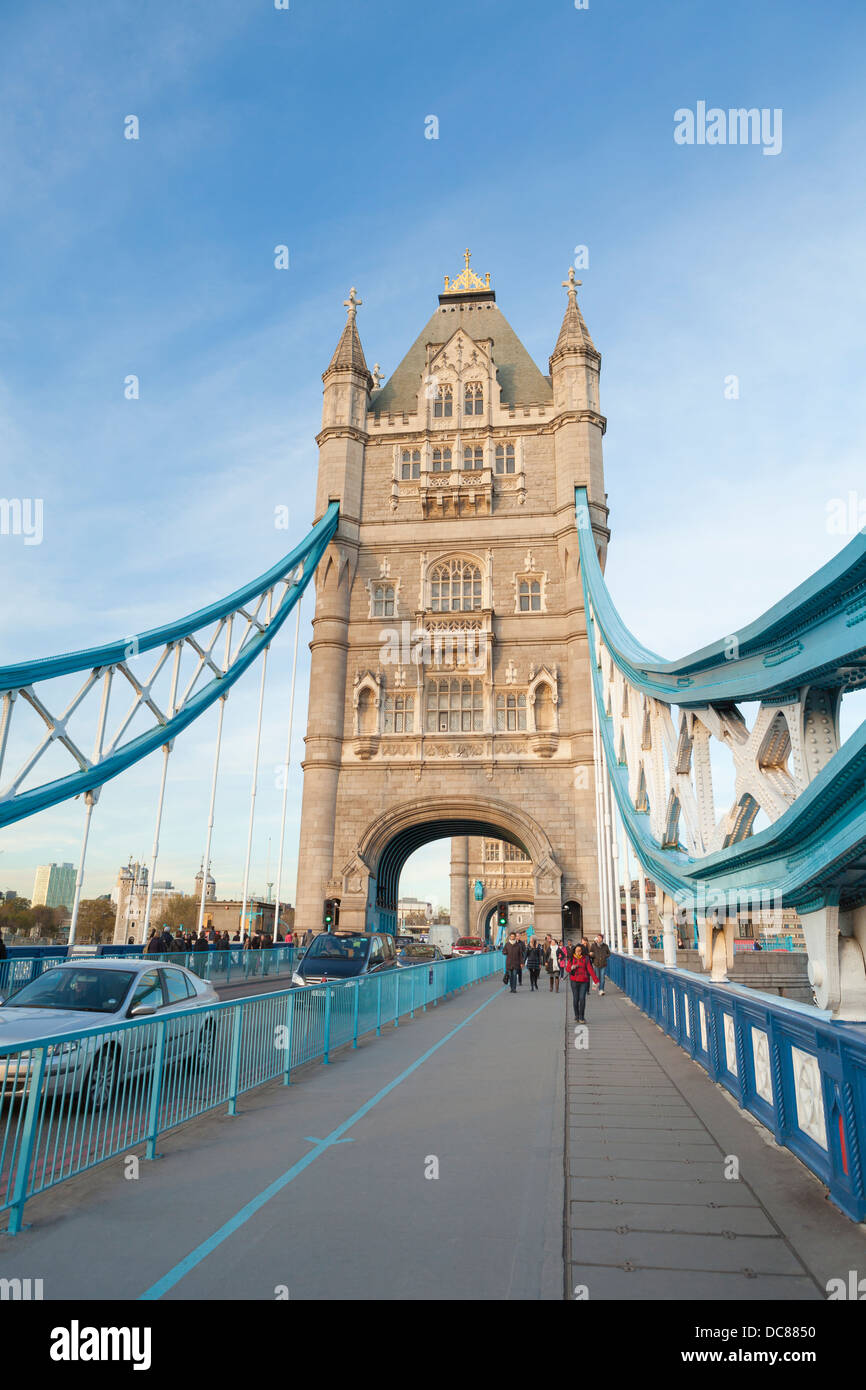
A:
[568,1228,803,1275]
[567,1265,819,1301]
[569,1157,725,1180]
[567,1177,759,1206]
[569,1139,724,1163]
[568,1200,776,1236]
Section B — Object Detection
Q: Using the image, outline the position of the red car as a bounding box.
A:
[452,936,486,957]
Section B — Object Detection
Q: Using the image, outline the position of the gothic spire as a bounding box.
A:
[549,267,598,368]
[325,286,373,383]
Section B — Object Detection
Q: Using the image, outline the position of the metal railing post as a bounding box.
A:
[352,980,360,1048]
[6,1046,48,1234]
[410,969,416,1019]
[323,986,332,1064]
[283,990,295,1086]
[144,1020,168,1160]
[376,975,382,1036]
[227,1001,244,1116]
[394,970,400,1027]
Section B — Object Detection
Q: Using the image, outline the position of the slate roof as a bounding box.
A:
[370,297,553,416]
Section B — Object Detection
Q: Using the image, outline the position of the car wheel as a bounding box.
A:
[83,1046,118,1112]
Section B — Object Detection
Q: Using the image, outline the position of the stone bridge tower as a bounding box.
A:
[295,256,610,939]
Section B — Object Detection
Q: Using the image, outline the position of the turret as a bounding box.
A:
[316,287,372,523]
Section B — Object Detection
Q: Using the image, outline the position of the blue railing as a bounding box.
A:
[608,953,866,1222]
[0,949,501,1233]
[0,945,298,999]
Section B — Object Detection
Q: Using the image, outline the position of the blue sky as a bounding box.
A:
[1,0,864,912]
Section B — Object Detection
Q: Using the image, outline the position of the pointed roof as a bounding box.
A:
[371,296,553,415]
[549,268,598,369]
[325,287,373,384]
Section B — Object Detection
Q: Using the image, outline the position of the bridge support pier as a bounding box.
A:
[801,903,866,1021]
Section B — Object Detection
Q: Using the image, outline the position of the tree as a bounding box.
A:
[158,895,201,934]
[74,899,116,945]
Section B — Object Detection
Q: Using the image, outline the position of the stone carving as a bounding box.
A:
[791,1045,827,1149]
[751,1027,773,1104]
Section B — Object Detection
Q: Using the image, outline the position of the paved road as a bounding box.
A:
[0,973,566,1300]
[2,974,863,1301]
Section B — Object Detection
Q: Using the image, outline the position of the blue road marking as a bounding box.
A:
[139,984,507,1300]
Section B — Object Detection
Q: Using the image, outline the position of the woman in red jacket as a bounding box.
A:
[568,942,599,1023]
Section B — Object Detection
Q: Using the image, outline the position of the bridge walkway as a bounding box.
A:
[1,976,863,1300]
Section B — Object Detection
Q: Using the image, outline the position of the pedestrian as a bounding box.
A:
[503,932,522,993]
[525,938,542,991]
[567,942,599,1023]
[590,935,610,995]
[516,935,526,986]
[0,928,6,962]
[145,929,162,955]
[545,938,560,993]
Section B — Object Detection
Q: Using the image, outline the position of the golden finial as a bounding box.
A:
[442,249,491,295]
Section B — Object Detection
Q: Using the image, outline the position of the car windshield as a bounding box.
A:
[456,938,483,948]
[305,935,372,962]
[401,945,434,959]
[4,967,136,1013]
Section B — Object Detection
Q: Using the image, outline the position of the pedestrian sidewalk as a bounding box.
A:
[565,980,866,1300]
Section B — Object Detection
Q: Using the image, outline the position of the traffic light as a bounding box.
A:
[323,899,335,929]
[497,903,508,928]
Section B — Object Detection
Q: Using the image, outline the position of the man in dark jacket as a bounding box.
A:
[590,935,611,995]
[503,933,522,993]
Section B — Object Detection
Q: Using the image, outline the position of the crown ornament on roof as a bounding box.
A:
[443,248,491,295]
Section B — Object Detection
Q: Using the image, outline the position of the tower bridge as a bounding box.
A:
[1,254,865,1297]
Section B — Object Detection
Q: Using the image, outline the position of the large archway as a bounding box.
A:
[338,796,563,939]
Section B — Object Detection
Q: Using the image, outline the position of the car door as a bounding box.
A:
[124,969,165,1075]
[158,968,199,1063]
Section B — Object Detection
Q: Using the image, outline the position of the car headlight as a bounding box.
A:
[52,1040,80,1055]
[291,973,305,986]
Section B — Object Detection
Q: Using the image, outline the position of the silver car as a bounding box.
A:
[0,957,219,1109]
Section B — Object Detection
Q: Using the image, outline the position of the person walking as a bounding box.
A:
[145,929,162,955]
[516,935,526,986]
[590,935,610,995]
[568,941,598,1023]
[525,938,542,991]
[503,932,522,993]
[0,929,6,962]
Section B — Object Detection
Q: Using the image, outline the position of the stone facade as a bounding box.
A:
[295,260,610,939]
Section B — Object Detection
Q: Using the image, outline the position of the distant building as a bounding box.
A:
[32,863,76,910]
[111,860,294,943]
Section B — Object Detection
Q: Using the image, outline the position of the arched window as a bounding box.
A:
[425,677,484,732]
[463,445,484,470]
[372,584,395,618]
[464,382,483,415]
[518,579,541,612]
[430,558,482,611]
[400,449,421,480]
[432,447,452,473]
[496,692,527,731]
[434,384,453,418]
[495,443,515,474]
[383,694,414,734]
